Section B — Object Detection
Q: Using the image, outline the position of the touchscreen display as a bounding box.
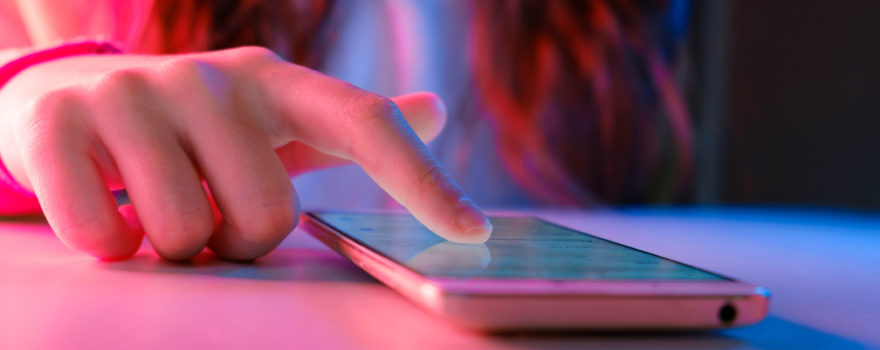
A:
[313,213,726,281]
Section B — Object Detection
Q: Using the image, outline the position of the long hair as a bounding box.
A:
[142,0,337,68]
[471,0,692,205]
[145,0,691,205]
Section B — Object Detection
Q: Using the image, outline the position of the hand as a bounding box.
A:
[0,46,493,261]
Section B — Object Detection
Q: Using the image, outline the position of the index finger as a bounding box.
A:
[262,65,493,243]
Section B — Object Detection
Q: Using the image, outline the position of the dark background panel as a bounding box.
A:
[696,1,880,209]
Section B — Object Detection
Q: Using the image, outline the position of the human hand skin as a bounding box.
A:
[0,46,493,261]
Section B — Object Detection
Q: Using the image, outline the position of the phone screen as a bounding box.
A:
[312,213,727,281]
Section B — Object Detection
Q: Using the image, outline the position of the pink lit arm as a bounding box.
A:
[0,41,121,216]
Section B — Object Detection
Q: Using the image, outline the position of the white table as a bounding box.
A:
[2,207,878,349]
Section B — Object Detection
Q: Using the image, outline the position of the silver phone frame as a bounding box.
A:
[302,212,770,330]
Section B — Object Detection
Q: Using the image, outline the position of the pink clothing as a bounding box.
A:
[0,41,121,215]
[0,161,38,215]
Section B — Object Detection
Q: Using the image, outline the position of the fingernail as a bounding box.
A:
[455,199,493,237]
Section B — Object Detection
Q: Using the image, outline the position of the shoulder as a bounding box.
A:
[5,0,152,50]
[0,0,29,49]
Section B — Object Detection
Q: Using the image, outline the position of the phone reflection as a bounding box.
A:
[406,242,491,278]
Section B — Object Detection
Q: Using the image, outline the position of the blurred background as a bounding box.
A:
[688,0,880,210]
[2,0,877,211]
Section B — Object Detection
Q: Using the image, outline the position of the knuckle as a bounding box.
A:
[152,56,236,103]
[25,88,82,118]
[17,89,84,152]
[341,92,404,157]
[149,206,215,260]
[415,162,451,193]
[92,68,149,96]
[229,46,280,63]
[153,56,210,80]
[235,197,299,244]
[344,92,400,126]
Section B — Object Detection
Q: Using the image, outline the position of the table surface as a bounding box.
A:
[1,207,878,350]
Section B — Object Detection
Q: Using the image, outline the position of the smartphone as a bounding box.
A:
[302,212,769,330]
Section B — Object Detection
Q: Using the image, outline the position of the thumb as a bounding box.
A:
[392,91,447,143]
